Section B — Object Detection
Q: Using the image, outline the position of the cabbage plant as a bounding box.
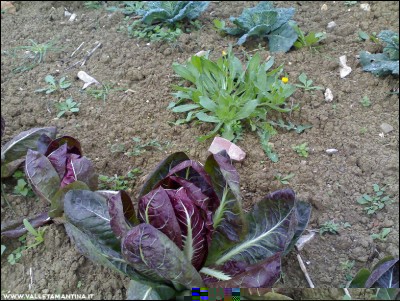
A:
[63,151,311,299]
[137,1,209,25]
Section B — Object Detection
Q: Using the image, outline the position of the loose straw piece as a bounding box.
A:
[297,253,315,288]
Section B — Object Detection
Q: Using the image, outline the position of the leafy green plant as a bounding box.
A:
[292,142,309,158]
[136,1,209,25]
[219,2,298,52]
[319,220,340,235]
[269,118,312,134]
[8,39,61,73]
[13,178,34,197]
[126,137,170,156]
[127,20,183,43]
[274,173,295,185]
[98,168,142,191]
[357,184,394,215]
[7,245,25,265]
[35,75,71,94]
[292,24,326,50]
[371,228,391,242]
[294,73,324,91]
[360,95,371,107]
[170,46,298,161]
[340,260,355,283]
[359,30,399,76]
[56,97,80,118]
[86,83,124,103]
[62,151,311,298]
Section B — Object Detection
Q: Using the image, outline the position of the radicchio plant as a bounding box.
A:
[62,150,312,299]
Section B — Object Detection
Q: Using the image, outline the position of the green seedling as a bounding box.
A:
[269,119,312,134]
[357,184,394,215]
[98,168,142,191]
[8,39,61,73]
[35,75,71,94]
[106,1,145,15]
[56,97,80,118]
[344,1,358,6]
[274,173,295,185]
[126,137,171,156]
[360,96,371,107]
[370,228,391,242]
[86,83,124,103]
[7,235,27,265]
[340,260,355,282]
[292,24,326,50]
[292,142,309,158]
[295,73,324,91]
[84,1,103,9]
[358,31,380,44]
[319,220,340,235]
[13,178,34,197]
[23,219,47,249]
[127,20,183,43]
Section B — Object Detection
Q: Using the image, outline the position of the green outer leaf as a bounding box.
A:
[349,268,371,288]
[126,280,161,300]
[1,158,25,178]
[235,99,259,119]
[1,127,57,165]
[195,112,220,123]
[25,149,61,203]
[172,63,198,83]
[267,23,298,53]
[64,190,121,252]
[172,104,201,113]
[138,152,189,199]
[199,96,218,112]
[64,222,151,284]
[49,181,90,218]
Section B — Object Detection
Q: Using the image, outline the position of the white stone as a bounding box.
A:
[326,149,338,154]
[380,123,394,133]
[208,137,246,162]
[360,3,371,11]
[327,21,337,30]
[339,55,352,78]
[324,88,334,102]
[77,71,100,89]
[68,13,77,22]
[321,4,328,11]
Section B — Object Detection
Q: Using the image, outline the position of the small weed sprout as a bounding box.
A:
[13,178,34,197]
[357,184,394,214]
[86,83,124,103]
[292,142,309,158]
[370,228,391,242]
[125,137,171,156]
[274,173,295,185]
[98,168,142,191]
[292,24,326,50]
[295,73,324,91]
[319,220,340,235]
[56,97,80,118]
[35,75,71,94]
[23,219,47,249]
[360,96,371,107]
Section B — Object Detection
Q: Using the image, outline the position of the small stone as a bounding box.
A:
[326,148,338,155]
[195,50,208,57]
[339,55,352,78]
[208,137,246,162]
[380,123,394,133]
[327,21,337,30]
[324,88,334,102]
[360,3,371,12]
[321,4,328,11]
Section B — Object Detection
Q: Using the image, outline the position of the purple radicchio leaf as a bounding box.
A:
[166,159,220,211]
[202,253,282,288]
[204,151,247,265]
[138,186,183,249]
[60,153,98,190]
[44,136,82,157]
[1,212,51,238]
[25,149,61,203]
[138,152,190,199]
[47,143,68,179]
[108,190,139,239]
[212,188,298,267]
[167,187,213,271]
[122,223,205,288]
[36,133,54,155]
[366,256,399,288]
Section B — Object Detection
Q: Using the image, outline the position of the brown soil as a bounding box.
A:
[1,1,399,298]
